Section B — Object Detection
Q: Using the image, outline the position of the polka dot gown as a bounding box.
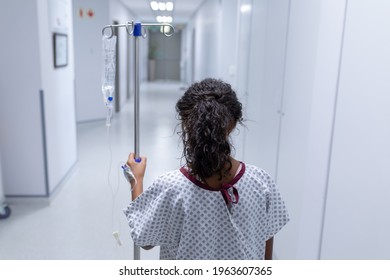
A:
[123,163,289,259]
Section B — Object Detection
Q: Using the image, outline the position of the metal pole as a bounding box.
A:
[102,21,174,262]
[134,36,140,159]
[133,22,141,261]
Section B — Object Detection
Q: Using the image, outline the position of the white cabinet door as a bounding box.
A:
[270,0,347,259]
[244,0,290,178]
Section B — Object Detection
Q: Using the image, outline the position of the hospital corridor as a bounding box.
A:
[1,0,390,262]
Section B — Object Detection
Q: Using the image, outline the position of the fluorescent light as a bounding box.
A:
[158,2,166,11]
[166,2,173,11]
[150,1,158,10]
[157,16,173,23]
[240,4,251,13]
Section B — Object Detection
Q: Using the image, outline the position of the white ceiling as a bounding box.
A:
[120,0,206,25]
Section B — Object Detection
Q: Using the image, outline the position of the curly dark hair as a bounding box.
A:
[176,78,243,182]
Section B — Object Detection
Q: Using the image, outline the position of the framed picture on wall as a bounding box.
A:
[53,33,68,68]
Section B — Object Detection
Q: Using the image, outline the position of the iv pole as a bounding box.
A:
[102,21,174,260]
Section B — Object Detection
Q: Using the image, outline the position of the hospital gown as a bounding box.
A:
[123,163,289,259]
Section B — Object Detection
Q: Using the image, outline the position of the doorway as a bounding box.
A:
[148,29,181,81]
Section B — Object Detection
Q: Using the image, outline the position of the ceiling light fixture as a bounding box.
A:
[166,2,173,11]
[158,2,166,11]
[156,16,173,23]
[150,1,158,11]
[240,4,251,13]
[151,1,174,12]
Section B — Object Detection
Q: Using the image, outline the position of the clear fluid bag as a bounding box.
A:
[102,35,117,126]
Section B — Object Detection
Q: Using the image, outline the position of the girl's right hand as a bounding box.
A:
[126,153,147,181]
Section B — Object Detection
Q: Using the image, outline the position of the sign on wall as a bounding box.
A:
[53,33,68,68]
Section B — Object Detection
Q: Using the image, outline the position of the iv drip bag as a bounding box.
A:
[102,35,117,126]
[102,36,117,103]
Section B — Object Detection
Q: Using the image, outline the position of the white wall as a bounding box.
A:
[0,0,49,196]
[0,0,77,196]
[183,24,191,84]
[187,0,240,85]
[37,0,78,194]
[185,0,390,259]
[321,0,390,259]
[231,0,251,161]
[190,0,221,82]
[216,0,239,88]
[73,0,110,122]
[272,0,323,259]
[294,0,347,259]
[180,27,189,85]
[182,22,194,84]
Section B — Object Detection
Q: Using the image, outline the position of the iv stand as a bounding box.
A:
[102,21,174,260]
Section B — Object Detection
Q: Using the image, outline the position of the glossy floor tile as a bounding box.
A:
[0,81,184,259]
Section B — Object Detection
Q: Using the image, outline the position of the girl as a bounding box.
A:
[124,78,289,260]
